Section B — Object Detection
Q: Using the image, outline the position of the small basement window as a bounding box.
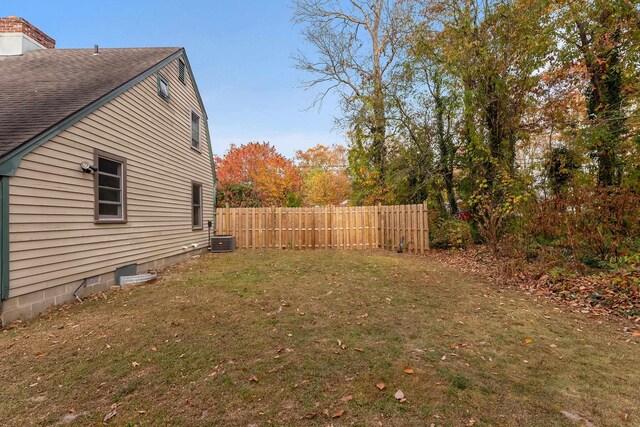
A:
[192,182,203,229]
[94,150,127,223]
[178,59,186,84]
[157,73,169,100]
[191,110,201,150]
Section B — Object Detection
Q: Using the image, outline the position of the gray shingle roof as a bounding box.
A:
[0,47,181,158]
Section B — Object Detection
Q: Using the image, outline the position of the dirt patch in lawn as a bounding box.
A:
[1,250,638,426]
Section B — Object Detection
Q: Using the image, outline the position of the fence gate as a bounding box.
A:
[215,203,429,253]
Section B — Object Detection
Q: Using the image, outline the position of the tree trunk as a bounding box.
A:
[577,18,624,187]
[434,78,458,216]
[483,76,501,187]
[371,66,387,183]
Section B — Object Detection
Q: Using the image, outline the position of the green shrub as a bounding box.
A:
[431,219,474,249]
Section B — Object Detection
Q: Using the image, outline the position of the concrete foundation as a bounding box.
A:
[1,248,207,326]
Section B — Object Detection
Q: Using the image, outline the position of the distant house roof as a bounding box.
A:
[0,47,181,159]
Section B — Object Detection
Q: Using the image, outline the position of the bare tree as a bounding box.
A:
[293,0,417,181]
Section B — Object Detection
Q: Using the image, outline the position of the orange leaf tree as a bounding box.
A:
[215,142,302,207]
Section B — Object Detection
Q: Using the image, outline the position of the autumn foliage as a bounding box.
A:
[215,142,351,207]
[295,144,352,206]
[215,142,302,207]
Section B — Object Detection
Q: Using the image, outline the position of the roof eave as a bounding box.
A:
[0,48,185,176]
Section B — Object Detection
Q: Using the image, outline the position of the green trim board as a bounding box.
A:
[165,50,217,218]
[0,177,9,300]
[180,51,209,121]
[180,50,218,232]
[0,49,186,177]
[204,119,218,233]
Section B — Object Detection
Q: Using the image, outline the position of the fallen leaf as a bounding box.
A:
[403,366,414,374]
[524,338,534,344]
[441,355,446,361]
[394,390,405,400]
[322,408,329,416]
[341,395,353,402]
[354,347,364,352]
[249,375,259,382]
[151,346,157,351]
[332,409,345,418]
[467,418,477,426]
[103,410,117,422]
[632,332,640,337]
[376,382,385,390]
[131,361,140,368]
[301,413,316,419]
[103,404,118,422]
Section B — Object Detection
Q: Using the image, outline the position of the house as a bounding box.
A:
[0,17,217,324]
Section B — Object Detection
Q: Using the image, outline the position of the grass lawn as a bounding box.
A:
[1,250,638,426]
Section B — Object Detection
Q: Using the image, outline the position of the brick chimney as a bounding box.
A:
[0,16,55,55]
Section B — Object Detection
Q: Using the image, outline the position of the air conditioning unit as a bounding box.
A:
[210,235,236,253]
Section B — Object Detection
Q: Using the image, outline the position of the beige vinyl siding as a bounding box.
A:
[8,57,215,298]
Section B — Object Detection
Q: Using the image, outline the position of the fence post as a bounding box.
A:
[223,203,228,236]
[424,200,430,251]
[331,205,339,249]
[412,204,418,254]
[273,206,277,249]
[376,205,380,249]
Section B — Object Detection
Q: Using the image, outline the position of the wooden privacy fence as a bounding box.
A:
[216,203,429,253]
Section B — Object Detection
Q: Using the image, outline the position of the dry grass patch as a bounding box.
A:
[1,250,639,426]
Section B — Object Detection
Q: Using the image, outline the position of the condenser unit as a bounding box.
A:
[210,235,236,253]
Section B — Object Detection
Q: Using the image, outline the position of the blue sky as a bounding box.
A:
[2,0,344,158]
